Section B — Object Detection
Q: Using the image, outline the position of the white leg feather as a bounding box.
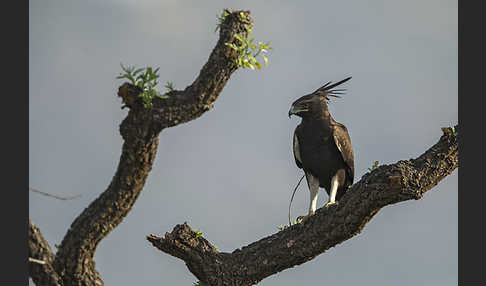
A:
[325,174,339,207]
[306,173,319,215]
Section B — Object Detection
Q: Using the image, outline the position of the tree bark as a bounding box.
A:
[29,10,253,286]
[147,126,458,286]
[29,219,62,286]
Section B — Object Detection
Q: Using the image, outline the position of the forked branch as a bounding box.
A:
[29,10,255,286]
[29,219,62,286]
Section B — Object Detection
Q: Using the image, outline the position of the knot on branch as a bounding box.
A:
[147,223,219,260]
[118,83,142,109]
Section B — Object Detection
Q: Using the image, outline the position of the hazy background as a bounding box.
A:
[29,0,457,285]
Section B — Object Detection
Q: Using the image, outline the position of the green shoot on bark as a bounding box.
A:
[116,63,169,108]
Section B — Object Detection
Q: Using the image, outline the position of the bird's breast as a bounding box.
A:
[298,130,346,189]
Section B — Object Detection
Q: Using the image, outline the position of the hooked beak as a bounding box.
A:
[288,105,308,118]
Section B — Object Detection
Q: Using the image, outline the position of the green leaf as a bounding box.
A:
[157,93,169,99]
[262,54,268,66]
[225,43,237,51]
[367,160,379,171]
[194,230,203,238]
[133,68,144,76]
[234,33,244,43]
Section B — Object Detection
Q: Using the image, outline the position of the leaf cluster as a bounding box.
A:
[224,12,272,70]
[116,63,170,108]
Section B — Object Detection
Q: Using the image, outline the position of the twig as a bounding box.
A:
[29,187,81,200]
[29,257,46,265]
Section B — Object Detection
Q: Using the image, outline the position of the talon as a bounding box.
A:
[297,211,315,223]
[296,216,306,223]
[324,201,338,208]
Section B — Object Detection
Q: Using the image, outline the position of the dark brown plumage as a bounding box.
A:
[289,77,354,220]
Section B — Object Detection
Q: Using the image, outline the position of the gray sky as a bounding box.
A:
[29,0,457,285]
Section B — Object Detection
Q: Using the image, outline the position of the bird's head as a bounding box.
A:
[288,77,351,118]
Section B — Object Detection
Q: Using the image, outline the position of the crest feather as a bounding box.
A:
[313,77,352,101]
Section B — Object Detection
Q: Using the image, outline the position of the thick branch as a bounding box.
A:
[28,219,62,286]
[148,125,459,286]
[52,10,253,286]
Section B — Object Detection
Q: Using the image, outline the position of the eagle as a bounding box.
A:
[288,77,354,222]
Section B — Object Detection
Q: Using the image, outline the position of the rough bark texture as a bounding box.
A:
[147,125,459,286]
[29,219,62,286]
[29,10,252,286]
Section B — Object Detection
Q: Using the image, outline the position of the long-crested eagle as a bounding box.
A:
[288,77,354,221]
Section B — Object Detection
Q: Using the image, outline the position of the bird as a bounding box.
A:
[288,77,354,222]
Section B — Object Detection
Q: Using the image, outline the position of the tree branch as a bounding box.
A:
[148,125,459,286]
[50,10,253,286]
[28,219,62,286]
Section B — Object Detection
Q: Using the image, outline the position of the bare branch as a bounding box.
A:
[148,125,458,286]
[51,10,255,286]
[29,257,46,265]
[28,219,62,286]
[29,187,82,200]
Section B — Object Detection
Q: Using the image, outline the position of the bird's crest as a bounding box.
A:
[313,76,352,102]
